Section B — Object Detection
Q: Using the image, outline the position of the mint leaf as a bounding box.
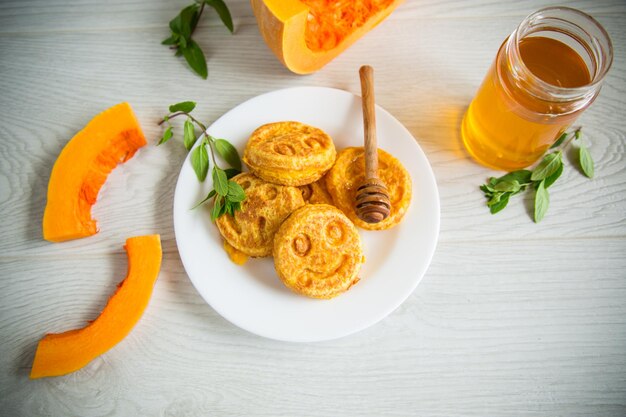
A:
[183,118,197,150]
[192,189,216,209]
[550,132,569,149]
[534,180,549,223]
[531,152,562,181]
[169,101,196,113]
[211,196,223,221]
[182,40,208,79]
[204,0,234,33]
[498,170,532,186]
[490,192,510,214]
[487,192,503,207]
[191,143,209,181]
[224,168,240,179]
[544,161,563,188]
[176,4,200,39]
[227,180,245,202]
[214,139,242,171]
[213,168,229,196]
[494,179,521,193]
[169,11,183,34]
[158,126,173,145]
[579,143,594,178]
[162,35,179,46]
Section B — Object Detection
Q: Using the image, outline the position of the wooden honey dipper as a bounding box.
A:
[355,65,391,224]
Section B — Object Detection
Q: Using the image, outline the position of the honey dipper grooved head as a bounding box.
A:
[355,178,391,224]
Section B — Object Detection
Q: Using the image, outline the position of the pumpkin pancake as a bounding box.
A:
[326,147,411,230]
[298,175,333,205]
[273,204,363,299]
[243,121,336,186]
[215,173,305,257]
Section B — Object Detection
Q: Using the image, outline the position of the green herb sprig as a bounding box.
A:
[480,127,594,222]
[158,101,245,220]
[162,0,234,79]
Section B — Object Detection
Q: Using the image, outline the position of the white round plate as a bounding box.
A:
[173,86,440,342]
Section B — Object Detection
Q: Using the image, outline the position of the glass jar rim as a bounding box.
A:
[510,6,613,96]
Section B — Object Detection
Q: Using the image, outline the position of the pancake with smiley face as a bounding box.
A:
[326,147,412,231]
[243,121,336,186]
[273,204,363,299]
[215,173,305,257]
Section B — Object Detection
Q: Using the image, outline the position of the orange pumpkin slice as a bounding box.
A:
[251,0,404,74]
[30,235,162,379]
[42,102,146,242]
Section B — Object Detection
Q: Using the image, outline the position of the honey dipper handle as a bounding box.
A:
[359,65,378,180]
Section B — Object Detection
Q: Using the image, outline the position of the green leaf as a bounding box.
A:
[214,139,242,170]
[158,126,173,145]
[531,152,562,181]
[204,0,234,33]
[226,180,246,202]
[494,179,521,193]
[182,40,208,79]
[480,184,492,195]
[169,11,183,34]
[487,192,503,207]
[190,143,209,181]
[579,143,595,178]
[211,196,223,221]
[213,168,229,196]
[534,180,549,223]
[178,35,188,49]
[183,118,197,151]
[544,161,563,188]
[224,199,235,216]
[192,189,216,209]
[176,4,200,39]
[169,101,196,113]
[498,170,532,185]
[224,168,240,179]
[162,34,179,46]
[550,132,569,149]
[489,192,510,214]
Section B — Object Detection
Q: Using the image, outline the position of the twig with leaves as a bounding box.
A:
[158,101,245,220]
[480,127,594,222]
[162,0,233,79]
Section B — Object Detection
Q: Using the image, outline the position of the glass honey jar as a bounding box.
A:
[461,7,613,171]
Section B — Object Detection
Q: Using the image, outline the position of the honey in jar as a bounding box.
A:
[461,7,613,171]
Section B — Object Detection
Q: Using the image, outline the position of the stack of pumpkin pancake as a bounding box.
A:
[214,121,412,299]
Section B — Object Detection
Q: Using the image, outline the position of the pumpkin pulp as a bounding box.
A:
[251,0,403,74]
[42,102,146,242]
[30,235,162,379]
[303,0,395,52]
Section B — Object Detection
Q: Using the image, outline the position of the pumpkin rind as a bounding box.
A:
[30,234,162,379]
[42,102,146,242]
[250,0,404,74]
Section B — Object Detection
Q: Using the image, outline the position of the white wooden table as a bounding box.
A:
[1,1,625,415]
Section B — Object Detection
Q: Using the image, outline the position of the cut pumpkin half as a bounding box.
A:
[42,102,146,242]
[251,0,404,74]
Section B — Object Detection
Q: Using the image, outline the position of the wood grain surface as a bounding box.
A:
[1,0,625,416]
